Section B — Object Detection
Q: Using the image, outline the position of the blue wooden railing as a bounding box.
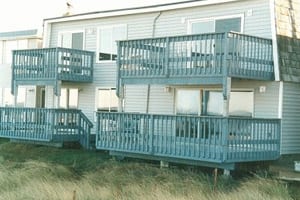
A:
[0,107,93,149]
[117,32,274,85]
[96,112,280,164]
[12,47,94,83]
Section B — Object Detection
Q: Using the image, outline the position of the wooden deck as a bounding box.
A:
[96,112,281,169]
[0,107,93,148]
[116,32,274,94]
[12,47,94,95]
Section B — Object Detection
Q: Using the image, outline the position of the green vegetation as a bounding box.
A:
[0,139,297,200]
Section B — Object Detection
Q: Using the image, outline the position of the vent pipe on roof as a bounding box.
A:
[63,1,73,16]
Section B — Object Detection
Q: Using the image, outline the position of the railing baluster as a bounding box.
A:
[118,32,275,84]
[12,48,94,88]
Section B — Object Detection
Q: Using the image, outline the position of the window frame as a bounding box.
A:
[57,30,85,50]
[187,14,245,34]
[59,88,79,109]
[175,88,202,116]
[95,87,119,113]
[96,24,127,63]
[203,88,254,117]
[2,39,28,64]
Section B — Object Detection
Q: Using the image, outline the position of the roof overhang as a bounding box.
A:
[44,0,241,24]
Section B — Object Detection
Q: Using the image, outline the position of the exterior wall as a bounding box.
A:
[0,34,41,107]
[281,82,300,154]
[275,0,300,82]
[232,80,280,119]
[124,85,174,115]
[46,0,273,123]
[124,80,280,119]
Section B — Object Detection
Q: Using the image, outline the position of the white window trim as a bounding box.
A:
[173,86,254,117]
[174,88,202,116]
[94,87,119,121]
[187,14,245,34]
[96,24,127,63]
[57,30,85,50]
[202,88,255,117]
[59,87,79,109]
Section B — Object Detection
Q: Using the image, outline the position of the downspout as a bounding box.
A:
[146,11,162,113]
[270,0,280,81]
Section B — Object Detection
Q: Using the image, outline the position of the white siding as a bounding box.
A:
[154,0,272,38]
[124,85,174,114]
[232,80,280,118]
[124,85,148,113]
[0,64,11,88]
[124,80,280,118]
[49,0,272,48]
[45,0,274,134]
[148,85,174,115]
[45,86,55,108]
[281,82,300,154]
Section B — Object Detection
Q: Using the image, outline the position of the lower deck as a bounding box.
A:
[96,112,281,169]
[0,107,93,148]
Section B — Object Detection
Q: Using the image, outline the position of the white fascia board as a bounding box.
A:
[44,0,240,24]
[42,0,241,48]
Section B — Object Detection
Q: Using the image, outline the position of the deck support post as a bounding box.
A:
[13,86,18,106]
[213,168,218,190]
[222,77,231,117]
[222,77,231,161]
[223,169,230,176]
[160,160,169,168]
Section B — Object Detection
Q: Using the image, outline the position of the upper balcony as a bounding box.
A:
[117,32,274,86]
[12,47,94,94]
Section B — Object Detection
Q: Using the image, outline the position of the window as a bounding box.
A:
[175,88,254,117]
[203,90,254,117]
[176,89,200,115]
[189,16,242,34]
[2,39,27,64]
[59,88,79,109]
[96,88,118,112]
[58,31,84,50]
[175,88,253,138]
[97,25,127,61]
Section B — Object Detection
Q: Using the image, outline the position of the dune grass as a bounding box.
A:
[0,138,297,200]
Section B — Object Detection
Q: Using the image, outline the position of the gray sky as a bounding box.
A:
[0,0,185,32]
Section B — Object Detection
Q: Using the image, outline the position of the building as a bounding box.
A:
[1,0,299,170]
[0,29,42,107]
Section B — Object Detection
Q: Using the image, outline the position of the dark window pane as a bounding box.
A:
[99,52,111,61]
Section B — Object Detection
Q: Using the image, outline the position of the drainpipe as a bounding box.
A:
[146,11,162,113]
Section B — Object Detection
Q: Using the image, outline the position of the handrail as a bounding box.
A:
[117,32,274,83]
[12,47,94,82]
[96,112,281,163]
[0,107,93,148]
[78,110,93,149]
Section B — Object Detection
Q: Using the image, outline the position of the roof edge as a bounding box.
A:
[44,0,240,24]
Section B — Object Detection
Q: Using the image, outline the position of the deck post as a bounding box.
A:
[160,160,169,168]
[222,77,231,116]
[164,37,170,77]
[13,86,18,106]
[223,169,230,176]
